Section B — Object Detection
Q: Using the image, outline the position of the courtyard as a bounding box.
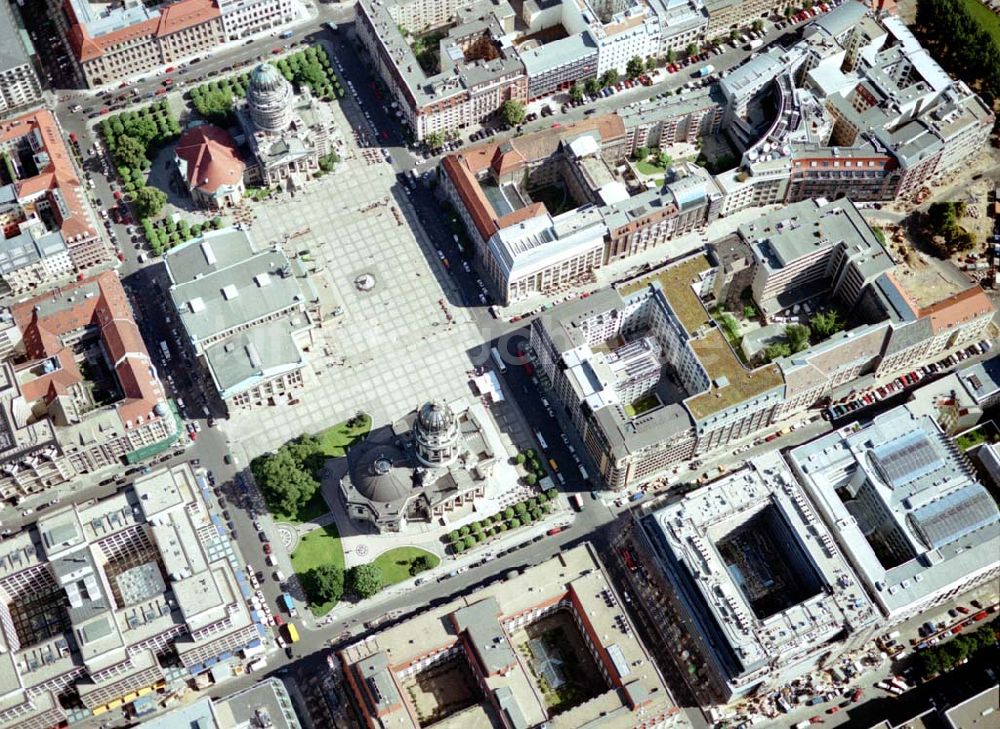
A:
[402,654,483,726]
[512,611,606,714]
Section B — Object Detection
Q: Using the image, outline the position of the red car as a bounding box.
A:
[273,47,282,54]
[274,614,284,627]
[263,543,272,555]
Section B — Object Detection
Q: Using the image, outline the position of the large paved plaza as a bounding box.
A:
[223,143,486,458]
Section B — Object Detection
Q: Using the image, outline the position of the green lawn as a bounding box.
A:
[318,414,372,458]
[959,0,1000,46]
[271,491,329,524]
[290,523,344,617]
[636,160,666,176]
[269,415,371,523]
[956,421,999,452]
[624,393,661,418]
[371,547,440,586]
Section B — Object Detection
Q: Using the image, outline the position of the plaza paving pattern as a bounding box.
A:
[222,117,484,463]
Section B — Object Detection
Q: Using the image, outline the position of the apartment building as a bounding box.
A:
[704,0,781,38]
[530,252,784,490]
[743,198,894,315]
[0,463,263,728]
[164,227,318,412]
[787,405,1000,625]
[620,85,723,152]
[714,2,994,214]
[0,109,110,292]
[619,451,878,705]
[529,197,995,490]
[649,0,707,55]
[358,0,709,141]
[53,0,299,88]
[0,1,42,114]
[0,271,176,499]
[355,0,527,142]
[735,199,995,418]
[58,0,225,88]
[340,543,685,729]
[143,679,302,729]
[217,0,298,40]
[440,114,725,303]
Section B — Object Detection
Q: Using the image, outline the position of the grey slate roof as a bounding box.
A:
[165,228,311,346]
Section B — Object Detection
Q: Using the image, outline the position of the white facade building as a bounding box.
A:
[217,0,299,40]
[787,405,1000,625]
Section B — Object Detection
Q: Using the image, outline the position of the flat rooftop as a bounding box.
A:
[687,330,784,420]
[787,405,1000,617]
[617,254,713,332]
[619,254,784,421]
[640,451,877,686]
[340,544,677,729]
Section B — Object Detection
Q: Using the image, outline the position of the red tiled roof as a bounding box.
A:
[156,0,219,36]
[0,109,97,244]
[11,271,165,428]
[440,114,626,241]
[918,284,994,334]
[175,125,245,194]
[66,0,220,62]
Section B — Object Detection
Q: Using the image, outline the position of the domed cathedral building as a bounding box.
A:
[235,62,336,190]
[340,400,498,533]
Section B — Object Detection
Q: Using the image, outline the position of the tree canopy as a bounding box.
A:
[786,323,811,353]
[924,201,976,257]
[408,555,434,576]
[569,82,584,101]
[810,310,845,339]
[500,100,526,128]
[306,564,344,604]
[626,56,645,79]
[764,342,792,362]
[348,563,384,599]
[250,433,324,520]
[133,187,166,220]
[916,0,1000,102]
[115,135,149,171]
[600,69,620,87]
[919,620,999,679]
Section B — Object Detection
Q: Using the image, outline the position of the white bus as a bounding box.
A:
[159,341,171,362]
[535,431,548,451]
[490,346,507,373]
